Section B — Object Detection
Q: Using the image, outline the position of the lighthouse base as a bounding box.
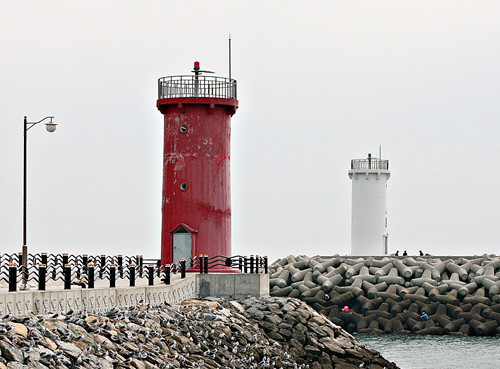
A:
[197,273,269,299]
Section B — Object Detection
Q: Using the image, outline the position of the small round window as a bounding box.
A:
[180,182,188,190]
[179,125,188,133]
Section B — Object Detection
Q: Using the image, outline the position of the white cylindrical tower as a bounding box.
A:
[348,154,390,256]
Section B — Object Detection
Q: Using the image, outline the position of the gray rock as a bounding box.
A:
[0,342,24,362]
[55,341,82,359]
[278,328,292,338]
[246,307,265,320]
[6,363,30,369]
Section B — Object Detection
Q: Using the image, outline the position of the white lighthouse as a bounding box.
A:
[348,153,390,256]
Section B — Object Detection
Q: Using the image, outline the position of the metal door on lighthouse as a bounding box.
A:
[173,226,192,263]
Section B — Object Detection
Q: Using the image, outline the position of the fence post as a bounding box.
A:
[38,264,46,291]
[255,255,259,274]
[64,264,71,290]
[9,263,17,292]
[110,264,116,288]
[118,255,123,278]
[148,265,154,286]
[156,260,161,277]
[204,255,209,274]
[239,256,243,272]
[244,256,248,273]
[88,263,95,289]
[164,265,171,285]
[225,257,232,268]
[250,255,255,274]
[83,254,88,273]
[129,264,136,287]
[264,256,268,274]
[41,252,48,265]
[62,253,69,266]
[137,255,143,278]
[18,252,26,285]
[180,259,186,279]
[100,255,106,279]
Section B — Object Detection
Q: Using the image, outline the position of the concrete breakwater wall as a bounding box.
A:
[0,297,397,369]
[269,255,500,336]
[0,273,268,317]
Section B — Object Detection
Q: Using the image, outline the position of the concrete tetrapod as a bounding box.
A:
[270,254,500,336]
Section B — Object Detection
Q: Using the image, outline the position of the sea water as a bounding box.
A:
[355,334,500,369]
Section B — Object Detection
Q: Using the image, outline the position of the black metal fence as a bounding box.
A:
[158,75,237,99]
[0,253,268,292]
[351,158,389,170]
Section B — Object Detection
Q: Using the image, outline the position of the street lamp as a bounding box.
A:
[22,115,58,287]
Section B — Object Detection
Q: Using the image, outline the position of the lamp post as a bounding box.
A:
[22,115,58,287]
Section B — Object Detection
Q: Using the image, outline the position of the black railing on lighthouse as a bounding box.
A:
[0,252,268,292]
[351,158,389,170]
[158,75,237,99]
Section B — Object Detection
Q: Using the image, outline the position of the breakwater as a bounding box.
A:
[269,255,500,336]
[0,297,397,369]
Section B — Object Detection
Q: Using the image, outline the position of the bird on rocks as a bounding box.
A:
[60,332,73,340]
[21,346,33,353]
[88,326,101,334]
[88,317,98,324]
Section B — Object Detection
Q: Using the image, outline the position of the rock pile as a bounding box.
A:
[270,255,500,336]
[0,297,397,369]
[237,297,397,369]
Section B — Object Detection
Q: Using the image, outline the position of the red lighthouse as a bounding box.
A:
[157,62,238,269]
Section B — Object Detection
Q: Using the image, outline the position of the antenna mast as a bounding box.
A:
[229,33,232,80]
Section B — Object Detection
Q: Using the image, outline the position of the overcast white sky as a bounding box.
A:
[1,1,499,262]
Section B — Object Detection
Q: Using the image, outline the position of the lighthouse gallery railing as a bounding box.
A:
[158,75,237,99]
[351,158,389,170]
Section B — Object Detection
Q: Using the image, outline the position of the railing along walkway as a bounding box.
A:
[0,253,268,292]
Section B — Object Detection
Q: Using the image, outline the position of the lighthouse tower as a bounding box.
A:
[157,62,238,268]
[348,154,390,256]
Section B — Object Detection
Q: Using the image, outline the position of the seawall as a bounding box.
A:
[269,255,500,336]
[0,273,269,317]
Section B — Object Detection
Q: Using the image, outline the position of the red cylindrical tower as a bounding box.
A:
[157,62,238,270]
